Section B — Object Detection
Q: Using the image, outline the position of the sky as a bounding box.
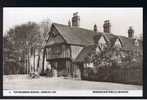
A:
[3,7,143,37]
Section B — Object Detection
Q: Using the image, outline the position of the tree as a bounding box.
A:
[39,19,52,41]
[39,19,52,74]
[4,22,42,74]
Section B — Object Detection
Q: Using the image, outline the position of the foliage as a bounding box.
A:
[82,44,142,84]
[40,19,52,40]
[7,22,42,49]
[3,22,42,74]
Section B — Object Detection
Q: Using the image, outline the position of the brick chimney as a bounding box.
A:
[94,24,98,32]
[72,12,80,27]
[103,20,111,33]
[128,26,134,39]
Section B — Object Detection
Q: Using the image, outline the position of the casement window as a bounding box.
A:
[52,46,61,55]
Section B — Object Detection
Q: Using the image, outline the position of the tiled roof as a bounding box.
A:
[75,37,142,62]
[75,45,96,62]
[94,32,118,46]
[52,23,98,46]
[119,36,137,50]
[48,23,142,62]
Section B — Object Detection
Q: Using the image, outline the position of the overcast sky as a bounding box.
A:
[3,7,143,37]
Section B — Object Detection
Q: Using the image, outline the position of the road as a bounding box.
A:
[3,75,142,90]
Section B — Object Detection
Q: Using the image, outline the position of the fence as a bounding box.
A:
[81,62,142,85]
[111,67,142,85]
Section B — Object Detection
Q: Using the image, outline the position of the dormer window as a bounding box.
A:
[113,38,122,49]
[134,39,139,47]
[98,35,107,51]
[96,46,101,54]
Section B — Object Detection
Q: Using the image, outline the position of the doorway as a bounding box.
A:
[50,59,71,77]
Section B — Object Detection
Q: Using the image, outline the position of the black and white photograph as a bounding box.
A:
[3,7,143,96]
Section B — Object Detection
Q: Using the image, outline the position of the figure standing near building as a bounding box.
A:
[45,62,51,76]
[52,64,58,77]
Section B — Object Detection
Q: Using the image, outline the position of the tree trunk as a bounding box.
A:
[34,49,35,72]
[41,48,46,74]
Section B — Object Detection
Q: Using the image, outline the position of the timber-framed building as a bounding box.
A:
[41,12,142,80]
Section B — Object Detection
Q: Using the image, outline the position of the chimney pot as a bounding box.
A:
[128,26,134,38]
[103,20,111,33]
[94,24,98,32]
[72,12,80,27]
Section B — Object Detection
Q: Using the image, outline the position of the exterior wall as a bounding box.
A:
[70,45,83,60]
[48,59,72,77]
[72,63,81,79]
[46,24,71,60]
[46,44,70,60]
[44,25,73,76]
[45,44,84,77]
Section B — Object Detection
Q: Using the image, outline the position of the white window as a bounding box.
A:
[87,63,94,68]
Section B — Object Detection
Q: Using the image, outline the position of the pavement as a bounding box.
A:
[3,75,142,90]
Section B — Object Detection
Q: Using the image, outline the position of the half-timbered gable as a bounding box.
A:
[46,44,71,60]
[96,46,101,54]
[70,45,83,60]
[97,35,107,51]
[46,24,66,46]
[113,38,122,49]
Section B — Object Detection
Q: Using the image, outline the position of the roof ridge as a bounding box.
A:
[53,22,98,34]
[53,22,134,39]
